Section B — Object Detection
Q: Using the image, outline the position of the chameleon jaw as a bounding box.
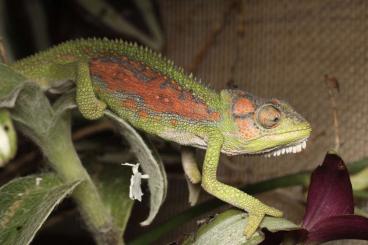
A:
[263,138,308,158]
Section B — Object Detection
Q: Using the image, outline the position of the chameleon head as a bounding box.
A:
[219,89,311,156]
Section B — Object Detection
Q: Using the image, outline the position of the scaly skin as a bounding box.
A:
[11,38,312,237]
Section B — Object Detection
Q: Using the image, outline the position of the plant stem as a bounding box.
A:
[40,118,122,245]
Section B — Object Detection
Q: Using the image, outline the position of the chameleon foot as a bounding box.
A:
[244,205,283,238]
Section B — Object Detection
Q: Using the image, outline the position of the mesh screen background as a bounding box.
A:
[142,1,368,244]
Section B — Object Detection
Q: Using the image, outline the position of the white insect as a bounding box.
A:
[35,177,42,186]
[122,163,149,202]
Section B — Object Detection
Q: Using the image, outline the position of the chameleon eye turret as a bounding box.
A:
[256,104,281,129]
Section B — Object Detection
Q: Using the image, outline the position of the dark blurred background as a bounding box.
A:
[1,0,368,244]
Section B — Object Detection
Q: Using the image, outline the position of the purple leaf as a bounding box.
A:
[302,153,353,230]
[307,215,368,243]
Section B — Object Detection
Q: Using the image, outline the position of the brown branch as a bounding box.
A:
[0,37,9,64]
[44,208,77,228]
[72,120,113,141]
[188,0,240,74]
[324,74,340,152]
[0,151,38,184]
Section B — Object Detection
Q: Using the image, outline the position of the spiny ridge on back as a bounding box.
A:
[12,38,220,105]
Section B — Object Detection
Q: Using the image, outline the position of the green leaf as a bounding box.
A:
[106,111,167,226]
[0,174,81,245]
[183,209,299,245]
[10,84,57,144]
[0,63,30,108]
[86,161,134,238]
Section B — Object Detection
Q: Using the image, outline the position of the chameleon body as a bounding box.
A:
[11,38,311,237]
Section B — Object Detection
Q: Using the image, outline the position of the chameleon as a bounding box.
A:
[0,110,17,167]
[10,38,311,237]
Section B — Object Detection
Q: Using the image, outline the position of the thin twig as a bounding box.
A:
[188,0,240,73]
[72,120,114,141]
[324,74,340,152]
[44,208,77,228]
[0,37,8,64]
[0,151,38,184]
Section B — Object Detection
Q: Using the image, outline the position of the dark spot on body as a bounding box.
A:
[178,91,186,100]
[135,72,150,82]
[160,79,172,89]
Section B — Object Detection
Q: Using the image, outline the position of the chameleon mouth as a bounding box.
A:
[263,138,308,158]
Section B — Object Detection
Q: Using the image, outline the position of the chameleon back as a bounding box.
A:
[89,56,222,147]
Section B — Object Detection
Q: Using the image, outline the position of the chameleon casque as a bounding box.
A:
[10,38,311,237]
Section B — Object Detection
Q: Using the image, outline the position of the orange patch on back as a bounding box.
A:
[233,98,255,116]
[121,99,137,110]
[90,57,220,122]
[138,110,149,118]
[170,119,178,126]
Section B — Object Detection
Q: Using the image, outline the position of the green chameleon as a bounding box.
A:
[11,38,311,237]
[0,110,17,167]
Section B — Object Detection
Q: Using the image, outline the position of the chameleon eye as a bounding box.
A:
[257,104,281,129]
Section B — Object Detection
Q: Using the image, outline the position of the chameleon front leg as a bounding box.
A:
[201,131,283,238]
[75,61,107,120]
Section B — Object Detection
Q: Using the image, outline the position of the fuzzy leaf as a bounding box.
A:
[0,174,81,245]
[0,63,30,108]
[106,111,167,226]
[10,84,65,148]
[183,209,299,245]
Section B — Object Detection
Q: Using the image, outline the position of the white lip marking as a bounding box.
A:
[263,138,308,158]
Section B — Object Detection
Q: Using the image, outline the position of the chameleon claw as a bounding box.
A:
[244,212,264,238]
[244,205,283,238]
